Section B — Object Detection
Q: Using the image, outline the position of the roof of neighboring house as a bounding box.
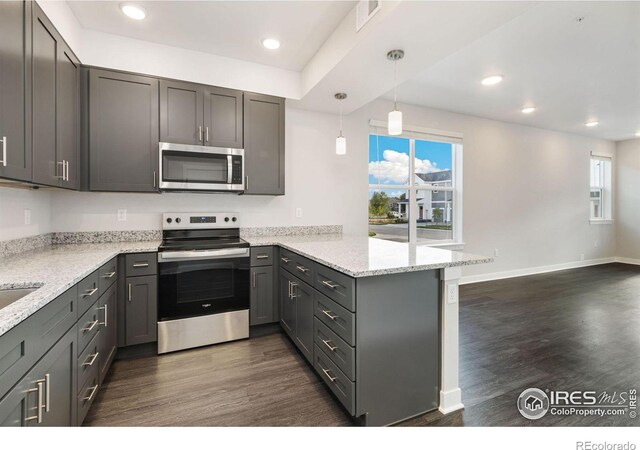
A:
[416,170,452,183]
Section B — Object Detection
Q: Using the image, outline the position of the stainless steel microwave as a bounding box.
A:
[159,142,244,192]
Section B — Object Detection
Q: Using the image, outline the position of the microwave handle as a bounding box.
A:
[227,155,233,184]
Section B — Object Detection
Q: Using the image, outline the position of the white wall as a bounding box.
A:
[50,106,361,234]
[615,138,640,261]
[0,188,51,241]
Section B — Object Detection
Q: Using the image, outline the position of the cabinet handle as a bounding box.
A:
[82,319,99,333]
[322,280,339,290]
[0,136,6,167]
[252,271,256,288]
[245,175,249,191]
[290,282,298,299]
[281,257,291,263]
[83,385,99,403]
[205,126,209,143]
[153,170,156,188]
[44,374,50,413]
[198,126,203,141]
[97,304,108,327]
[25,380,44,423]
[321,309,338,321]
[56,161,65,179]
[322,339,338,352]
[82,352,99,367]
[102,271,116,279]
[132,262,149,268]
[287,280,291,299]
[322,368,338,383]
[296,265,309,273]
[81,287,98,298]
[256,254,269,260]
[65,161,69,181]
[128,283,132,302]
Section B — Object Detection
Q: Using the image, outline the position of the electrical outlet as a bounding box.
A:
[117,209,127,222]
[24,209,31,225]
[580,253,585,261]
[447,284,457,304]
[295,208,303,218]
[494,248,499,257]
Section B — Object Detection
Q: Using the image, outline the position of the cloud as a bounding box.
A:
[369,149,439,184]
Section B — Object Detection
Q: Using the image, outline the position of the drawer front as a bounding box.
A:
[314,293,355,346]
[279,248,297,273]
[98,257,117,293]
[314,318,355,381]
[77,331,100,394]
[77,363,99,425]
[314,264,355,312]
[283,251,314,285]
[250,246,274,267]
[125,253,157,277]
[77,270,100,317]
[77,301,100,356]
[314,344,355,416]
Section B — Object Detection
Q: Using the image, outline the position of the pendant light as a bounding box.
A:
[335,93,347,155]
[387,49,404,136]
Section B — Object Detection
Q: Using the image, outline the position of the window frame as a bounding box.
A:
[368,121,464,246]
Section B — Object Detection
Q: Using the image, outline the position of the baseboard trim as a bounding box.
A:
[460,257,617,285]
[615,257,640,266]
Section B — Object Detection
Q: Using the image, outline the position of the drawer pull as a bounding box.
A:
[290,282,298,299]
[322,368,338,383]
[25,380,45,423]
[82,352,99,367]
[322,339,338,352]
[81,287,98,298]
[296,265,309,273]
[83,385,99,403]
[132,262,149,268]
[281,257,291,263]
[102,271,116,278]
[82,320,98,333]
[322,280,339,290]
[256,254,269,260]
[97,304,108,327]
[321,309,338,321]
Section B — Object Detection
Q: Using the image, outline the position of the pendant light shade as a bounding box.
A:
[387,49,404,136]
[334,93,347,155]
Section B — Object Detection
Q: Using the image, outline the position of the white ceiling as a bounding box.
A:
[66,0,355,71]
[384,2,640,141]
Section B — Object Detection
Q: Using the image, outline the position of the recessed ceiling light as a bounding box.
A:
[481,75,503,86]
[120,3,146,20]
[585,121,599,127]
[521,106,536,114]
[262,38,280,50]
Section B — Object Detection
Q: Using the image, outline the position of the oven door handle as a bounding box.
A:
[158,248,250,262]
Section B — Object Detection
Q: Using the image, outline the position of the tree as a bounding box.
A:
[398,193,407,201]
[432,208,443,223]
[369,191,390,217]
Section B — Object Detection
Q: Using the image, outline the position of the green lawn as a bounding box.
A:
[418,225,452,230]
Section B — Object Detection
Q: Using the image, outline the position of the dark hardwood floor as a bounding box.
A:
[85,263,640,427]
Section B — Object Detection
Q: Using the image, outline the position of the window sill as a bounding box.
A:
[590,219,614,225]
[420,241,466,251]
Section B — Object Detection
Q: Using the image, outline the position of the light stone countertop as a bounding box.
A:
[244,234,493,278]
[0,241,160,337]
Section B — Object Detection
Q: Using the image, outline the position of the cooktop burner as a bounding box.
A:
[159,212,247,253]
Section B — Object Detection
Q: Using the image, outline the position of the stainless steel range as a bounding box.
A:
[157,212,250,354]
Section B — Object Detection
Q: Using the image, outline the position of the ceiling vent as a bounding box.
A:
[356,0,381,32]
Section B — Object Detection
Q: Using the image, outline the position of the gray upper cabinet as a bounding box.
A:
[56,42,80,190]
[0,0,31,182]
[89,69,159,192]
[203,86,243,148]
[159,80,203,145]
[243,93,285,195]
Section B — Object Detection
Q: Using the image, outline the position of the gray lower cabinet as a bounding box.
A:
[250,266,275,326]
[279,270,296,338]
[243,92,285,195]
[97,283,117,383]
[88,69,159,192]
[125,275,158,346]
[0,0,31,182]
[279,268,313,363]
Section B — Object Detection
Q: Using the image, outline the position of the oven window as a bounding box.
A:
[162,151,228,184]
[176,261,234,304]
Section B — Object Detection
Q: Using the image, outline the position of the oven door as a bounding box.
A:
[158,249,250,321]
[159,142,244,192]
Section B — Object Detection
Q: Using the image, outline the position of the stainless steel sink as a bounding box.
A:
[0,288,38,310]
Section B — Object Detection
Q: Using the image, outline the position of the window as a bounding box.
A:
[590,155,612,222]
[368,122,462,245]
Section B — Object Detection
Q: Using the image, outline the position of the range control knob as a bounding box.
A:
[166,218,173,224]
[232,217,237,222]
[224,217,230,222]
[176,218,181,224]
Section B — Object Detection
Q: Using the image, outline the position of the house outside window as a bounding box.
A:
[368,121,463,245]
[590,154,612,223]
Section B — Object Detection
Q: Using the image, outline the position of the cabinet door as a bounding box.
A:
[293,281,314,363]
[203,86,243,148]
[250,266,274,326]
[31,4,60,186]
[160,80,203,145]
[243,93,285,195]
[125,275,158,346]
[26,327,77,427]
[89,69,159,192]
[56,42,80,190]
[0,378,29,427]
[97,283,117,383]
[0,0,31,182]
[279,270,296,337]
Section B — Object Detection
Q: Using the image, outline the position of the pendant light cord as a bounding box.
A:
[393,59,398,111]
[339,101,343,137]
